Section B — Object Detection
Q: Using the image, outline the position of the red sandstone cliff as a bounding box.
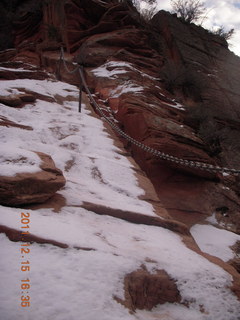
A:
[1,0,240,315]
[2,0,239,232]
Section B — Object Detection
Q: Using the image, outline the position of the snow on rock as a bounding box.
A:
[0,79,77,101]
[161,100,186,111]
[92,60,159,81]
[0,146,41,176]
[1,207,240,320]
[0,66,34,72]
[109,83,144,98]
[191,224,240,262]
[0,78,153,214]
[0,75,240,320]
[122,268,181,310]
[0,150,66,206]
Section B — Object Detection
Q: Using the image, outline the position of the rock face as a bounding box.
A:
[0,93,36,108]
[13,0,42,49]
[152,11,240,171]
[152,10,240,116]
[0,61,49,81]
[4,0,240,231]
[119,268,181,311]
[1,2,240,315]
[0,151,66,206]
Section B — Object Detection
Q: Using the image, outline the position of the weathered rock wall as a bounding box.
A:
[152,10,240,118]
[3,0,240,232]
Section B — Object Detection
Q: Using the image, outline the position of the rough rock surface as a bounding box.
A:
[0,151,66,206]
[230,258,240,274]
[0,116,33,130]
[152,10,240,117]
[117,268,181,311]
[0,224,96,251]
[82,201,190,235]
[3,0,240,232]
[229,241,240,273]
[64,1,240,230]
[0,91,36,108]
[0,61,49,81]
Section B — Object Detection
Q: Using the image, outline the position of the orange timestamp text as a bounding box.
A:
[20,212,31,307]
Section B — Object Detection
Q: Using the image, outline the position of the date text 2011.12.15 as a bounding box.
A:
[20,212,31,308]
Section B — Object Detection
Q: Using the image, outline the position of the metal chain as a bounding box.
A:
[59,48,240,176]
[60,47,79,74]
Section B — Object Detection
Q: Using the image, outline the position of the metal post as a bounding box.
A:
[56,49,63,81]
[78,65,83,113]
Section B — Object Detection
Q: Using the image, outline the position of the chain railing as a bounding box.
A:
[58,48,240,176]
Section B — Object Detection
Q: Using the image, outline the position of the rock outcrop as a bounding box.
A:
[2,0,240,231]
[0,151,66,206]
[0,61,49,81]
[0,116,33,130]
[152,10,240,116]
[0,92,36,108]
[117,268,181,311]
[65,1,240,229]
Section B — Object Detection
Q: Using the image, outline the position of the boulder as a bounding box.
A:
[118,268,181,311]
[0,95,23,107]
[0,92,36,108]
[0,151,66,206]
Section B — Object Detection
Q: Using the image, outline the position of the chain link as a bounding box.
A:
[60,47,80,74]
[59,48,240,176]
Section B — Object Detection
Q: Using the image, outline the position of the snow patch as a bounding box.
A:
[0,145,41,176]
[191,224,240,261]
[92,60,158,81]
[0,67,34,72]
[109,83,144,98]
[162,100,185,110]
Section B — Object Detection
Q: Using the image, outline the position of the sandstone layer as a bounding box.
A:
[0,151,66,206]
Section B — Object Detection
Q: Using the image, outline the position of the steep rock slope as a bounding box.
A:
[26,0,240,231]
[0,62,240,320]
[2,0,240,271]
[1,1,240,318]
[153,10,240,116]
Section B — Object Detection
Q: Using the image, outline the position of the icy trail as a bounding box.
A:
[0,77,240,320]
